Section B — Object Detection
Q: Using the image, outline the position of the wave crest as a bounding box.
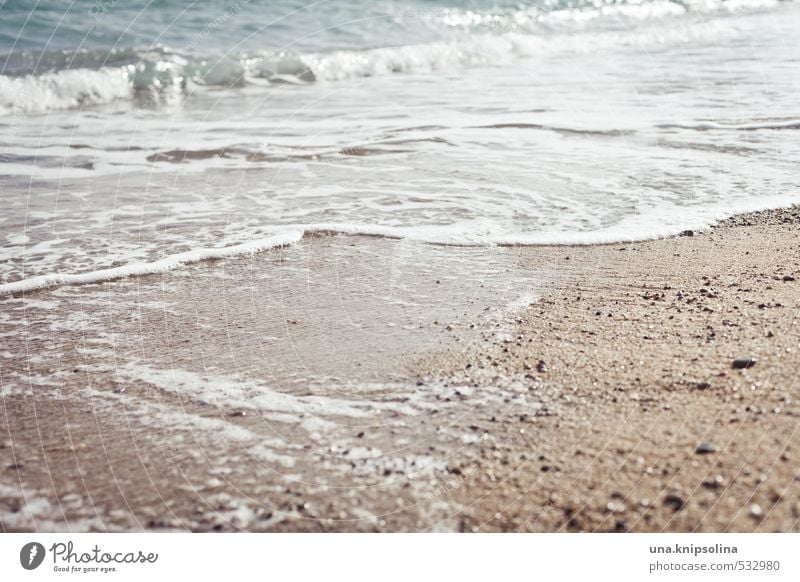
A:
[0,0,787,115]
[0,67,131,115]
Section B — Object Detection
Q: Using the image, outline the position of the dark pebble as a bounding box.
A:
[680,230,694,237]
[695,442,717,455]
[696,382,711,390]
[783,275,796,282]
[536,360,547,373]
[732,357,756,369]
[663,494,685,512]
[702,476,724,490]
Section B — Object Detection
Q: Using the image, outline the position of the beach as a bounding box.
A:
[2,206,798,532]
[2,0,800,537]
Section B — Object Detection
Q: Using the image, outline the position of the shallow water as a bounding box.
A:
[1,0,799,291]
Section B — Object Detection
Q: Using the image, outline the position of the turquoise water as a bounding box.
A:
[1,0,441,55]
[1,0,799,291]
[1,0,736,54]
[2,0,793,89]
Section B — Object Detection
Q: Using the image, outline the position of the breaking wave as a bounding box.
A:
[0,0,786,115]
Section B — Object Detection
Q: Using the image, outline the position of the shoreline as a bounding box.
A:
[4,195,800,298]
[1,206,798,532]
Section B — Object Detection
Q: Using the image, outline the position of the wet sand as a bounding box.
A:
[1,207,798,532]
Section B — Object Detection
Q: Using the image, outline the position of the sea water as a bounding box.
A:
[1,0,799,292]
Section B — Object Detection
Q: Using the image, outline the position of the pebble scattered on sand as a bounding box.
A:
[695,442,718,455]
[732,357,756,369]
[663,494,685,512]
[701,475,725,489]
[606,501,625,514]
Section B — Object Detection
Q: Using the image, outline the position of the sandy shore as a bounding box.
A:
[1,207,798,532]
[422,206,800,532]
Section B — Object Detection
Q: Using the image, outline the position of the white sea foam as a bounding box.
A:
[0,67,133,116]
[83,386,299,467]
[0,231,302,295]
[0,483,116,532]
[0,193,800,296]
[297,12,745,83]
[2,190,799,297]
[113,362,417,434]
[658,119,800,131]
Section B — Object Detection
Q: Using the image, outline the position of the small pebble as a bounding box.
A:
[783,275,796,282]
[702,475,725,489]
[663,494,685,512]
[749,504,763,519]
[696,442,717,455]
[732,357,756,369]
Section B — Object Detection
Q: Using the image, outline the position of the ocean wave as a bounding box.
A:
[0,0,784,115]
[0,25,724,115]
[0,67,132,115]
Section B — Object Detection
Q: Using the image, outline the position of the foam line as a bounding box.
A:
[0,230,303,295]
[2,195,799,296]
[657,119,800,131]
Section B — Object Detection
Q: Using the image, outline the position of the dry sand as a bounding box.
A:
[1,207,798,532]
[422,206,800,532]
